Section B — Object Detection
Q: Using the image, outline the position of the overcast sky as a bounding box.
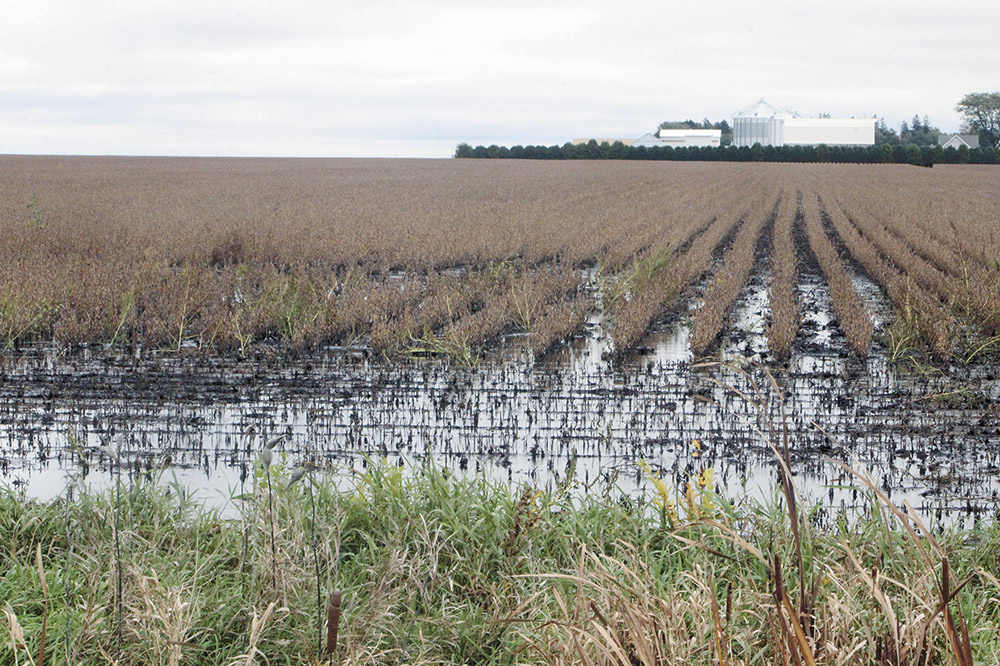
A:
[1,0,997,158]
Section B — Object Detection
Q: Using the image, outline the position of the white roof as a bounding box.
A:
[733,98,787,119]
[657,129,722,138]
[939,134,979,149]
[784,118,876,128]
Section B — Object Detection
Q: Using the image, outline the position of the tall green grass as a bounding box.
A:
[1,458,998,665]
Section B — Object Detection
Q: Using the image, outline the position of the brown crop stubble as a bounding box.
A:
[800,193,872,357]
[840,189,958,307]
[929,169,1000,336]
[766,190,800,361]
[812,166,1000,345]
[606,215,725,359]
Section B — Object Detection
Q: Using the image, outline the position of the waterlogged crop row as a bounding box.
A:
[2,157,1000,362]
[800,194,872,357]
[817,189,955,357]
[765,192,800,360]
[690,188,777,356]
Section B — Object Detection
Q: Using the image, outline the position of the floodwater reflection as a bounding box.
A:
[1,315,999,525]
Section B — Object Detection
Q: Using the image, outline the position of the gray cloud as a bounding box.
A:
[1,0,998,156]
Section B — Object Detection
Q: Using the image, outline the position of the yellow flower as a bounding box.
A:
[697,467,714,491]
[639,460,679,527]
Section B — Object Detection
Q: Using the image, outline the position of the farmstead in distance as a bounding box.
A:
[731,98,876,147]
[576,98,878,149]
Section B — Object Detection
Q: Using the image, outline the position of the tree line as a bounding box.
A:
[454,140,999,166]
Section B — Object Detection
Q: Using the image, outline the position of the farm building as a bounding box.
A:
[938,133,980,149]
[732,99,786,147]
[733,99,875,147]
[632,128,722,148]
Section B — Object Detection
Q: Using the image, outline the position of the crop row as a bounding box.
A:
[2,157,999,363]
[690,189,777,355]
[800,194,873,357]
[816,189,955,357]
[765,192,800,360]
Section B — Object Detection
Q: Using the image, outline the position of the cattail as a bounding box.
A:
[326,590,342,656]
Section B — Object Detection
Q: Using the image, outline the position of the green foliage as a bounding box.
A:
[25,194,45,229]
[875,118,900,145]
[956,92,1000,148]
[0,288,59,348]
[1,459,998,664]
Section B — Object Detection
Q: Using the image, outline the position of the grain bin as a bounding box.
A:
[733,98,786,147]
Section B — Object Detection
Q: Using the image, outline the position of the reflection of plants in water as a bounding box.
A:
[913,387,989,409]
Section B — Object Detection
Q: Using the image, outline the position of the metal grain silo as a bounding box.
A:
[733,99,786,147]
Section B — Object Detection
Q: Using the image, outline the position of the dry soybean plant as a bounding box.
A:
[2,158,1000,363]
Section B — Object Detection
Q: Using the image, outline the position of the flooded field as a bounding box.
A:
[3,301,999,525]
[3,159,1000,525]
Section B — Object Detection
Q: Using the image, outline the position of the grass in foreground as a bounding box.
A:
[1,458,999,665]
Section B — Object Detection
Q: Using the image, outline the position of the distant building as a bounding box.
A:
[938,133,980,150]
[732,99,786,147]
[632,129,722,148]
[732,98,875,147]
[784,118,876,146]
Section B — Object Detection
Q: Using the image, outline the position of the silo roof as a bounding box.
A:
[734,98,786,119]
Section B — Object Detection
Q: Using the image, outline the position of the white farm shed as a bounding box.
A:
[633,129,722,148]
[784,118,876,146]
